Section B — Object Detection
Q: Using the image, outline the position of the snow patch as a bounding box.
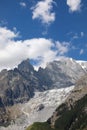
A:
[77,60,87,70]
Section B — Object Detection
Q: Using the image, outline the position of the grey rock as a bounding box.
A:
[0,58,86,107]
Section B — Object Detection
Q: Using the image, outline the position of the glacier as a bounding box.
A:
[0,85,74,130]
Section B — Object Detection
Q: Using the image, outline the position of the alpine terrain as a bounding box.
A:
[0,57,87,130]
[27,73,87,130]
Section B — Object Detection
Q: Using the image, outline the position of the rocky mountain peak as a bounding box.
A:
[18,59,34,73]
[0,57,87,129]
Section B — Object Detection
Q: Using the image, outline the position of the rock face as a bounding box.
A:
[0,58,86,106]
[26,74,87,130]
[37,58,86,89]
[0,58,87,127]
[48,73,87,130]
[0,59,40,126]
[0,60,38,106]
[0,97,10,127]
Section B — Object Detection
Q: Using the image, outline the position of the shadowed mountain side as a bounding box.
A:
[26,74,87,130]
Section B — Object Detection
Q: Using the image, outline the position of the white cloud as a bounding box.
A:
[0,27,18,49]
[0,27,70,71]
[56,41,70,55]
[67,0,82,12]
[80,49,84,55]
[19,2,26,7]
[31,0,56,25]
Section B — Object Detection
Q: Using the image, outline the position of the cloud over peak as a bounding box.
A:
[31,0,56,25]
[0,27,70,71]
[67,0,82,12]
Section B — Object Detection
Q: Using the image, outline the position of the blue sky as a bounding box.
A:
[0,0,87,70]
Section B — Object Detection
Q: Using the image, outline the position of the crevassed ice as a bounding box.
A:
[0,85,74,130]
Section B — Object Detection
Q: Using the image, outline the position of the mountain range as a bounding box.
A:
[0,57,87,130]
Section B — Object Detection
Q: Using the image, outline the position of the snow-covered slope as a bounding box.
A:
[0,85,74,130]
[76,60,87,71]
[38,57,86,89]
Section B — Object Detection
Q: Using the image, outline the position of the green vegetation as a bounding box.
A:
[26,95,87,130]
[26,122,54,130]
[55,94,87,130]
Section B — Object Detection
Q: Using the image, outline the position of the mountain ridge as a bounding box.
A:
[0,57,87,128]
[0,57,86,105]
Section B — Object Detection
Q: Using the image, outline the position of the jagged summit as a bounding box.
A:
[18,59,34,73]
[0,57,87,129]
[38,57,86,89]
[0,57,86,105]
